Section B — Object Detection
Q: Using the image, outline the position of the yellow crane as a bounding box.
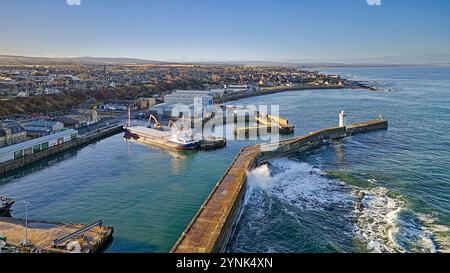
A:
[147,114,163,129]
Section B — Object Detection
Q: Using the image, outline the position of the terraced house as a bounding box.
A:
[0,123,27,148]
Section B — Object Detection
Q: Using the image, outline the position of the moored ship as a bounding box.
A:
[124,112,201,150]
[0,197,15,215]
[124,126,201,150]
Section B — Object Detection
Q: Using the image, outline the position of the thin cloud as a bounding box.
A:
[367,0,382,5]
[66,0,81,6]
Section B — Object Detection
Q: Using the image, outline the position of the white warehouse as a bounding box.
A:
[0,129,78,164]
[164,90,213,107]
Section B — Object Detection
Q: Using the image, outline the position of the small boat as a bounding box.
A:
[0,196,15,214]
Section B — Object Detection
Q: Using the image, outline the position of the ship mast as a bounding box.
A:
[128,107,131,127]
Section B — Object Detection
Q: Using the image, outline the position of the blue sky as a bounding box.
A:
[1,0,450,63]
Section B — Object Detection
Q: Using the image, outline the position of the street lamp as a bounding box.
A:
[20,201,31,247]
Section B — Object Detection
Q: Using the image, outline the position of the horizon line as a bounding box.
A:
[1,53,450,67]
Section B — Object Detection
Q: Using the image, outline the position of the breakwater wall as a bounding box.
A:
[216,85,345,104]
[171,119,388,253]
[0,125,124,176]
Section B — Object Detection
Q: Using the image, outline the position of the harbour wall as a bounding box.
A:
[0,125,124,176]
[216,85,345,104]
[171,119,388,253]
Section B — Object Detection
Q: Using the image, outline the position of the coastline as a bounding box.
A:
[215,84,375,104]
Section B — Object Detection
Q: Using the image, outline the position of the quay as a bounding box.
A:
[255,111,295,134]
[0,124,124,176]
[234,125,273,137]
[171,118,388,253]
[0,217,113,253]
[234,111,295,137]
[200,136,227,150]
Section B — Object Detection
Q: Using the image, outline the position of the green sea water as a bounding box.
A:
[1,67,449,253]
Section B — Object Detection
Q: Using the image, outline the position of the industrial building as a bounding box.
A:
[135,97,157,110]
[22,119,64,138]
[163,90,213,107]
[54,109,99,129]
[209,85,257,99]
[150,103,191,118]
[224,84,254,93]
[0,129,78,164]
[149,90,214,118]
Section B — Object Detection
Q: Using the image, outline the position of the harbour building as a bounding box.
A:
[0,129,78,164]
[163,90,213,107]
[22,119,64,138]
[0,124,27,148]
[150,90,214,118]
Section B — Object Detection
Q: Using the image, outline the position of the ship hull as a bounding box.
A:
[0,197,14,215]
[124,127,200,151]
[167,140,200,150]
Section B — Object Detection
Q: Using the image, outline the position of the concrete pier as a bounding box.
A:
[233,111,295,137]
[200,137,227,150]
[171,119,388,253]
[0,217,113,253]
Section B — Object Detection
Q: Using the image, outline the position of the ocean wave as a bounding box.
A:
[354,188,450,253]
[417,213,450,253]
[353,187,406,253]
[247,159,352,213]
[242,158,448,253]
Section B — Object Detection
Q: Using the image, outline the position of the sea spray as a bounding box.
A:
[228,158,356,252]
[229,158,447,253]
[259,159,352,213]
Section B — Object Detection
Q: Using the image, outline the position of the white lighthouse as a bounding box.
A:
[339,110,347,128]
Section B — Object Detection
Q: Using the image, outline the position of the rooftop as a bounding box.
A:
[23,119,59,128]
[0,124,25,134]
[0,129,77,155]
[165,90,213,98]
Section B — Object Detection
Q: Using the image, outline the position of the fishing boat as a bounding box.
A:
[0,197,14,214]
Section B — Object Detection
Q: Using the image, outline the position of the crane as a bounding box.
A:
[168,120,178,130]
[147,114,163,129]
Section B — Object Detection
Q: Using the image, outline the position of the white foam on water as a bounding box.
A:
[367,178,377,184]
[354,187,405,252]
[353,187,448,253]
[417,213,450,253]
[242,158,449,253]
[247,158,351,213]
